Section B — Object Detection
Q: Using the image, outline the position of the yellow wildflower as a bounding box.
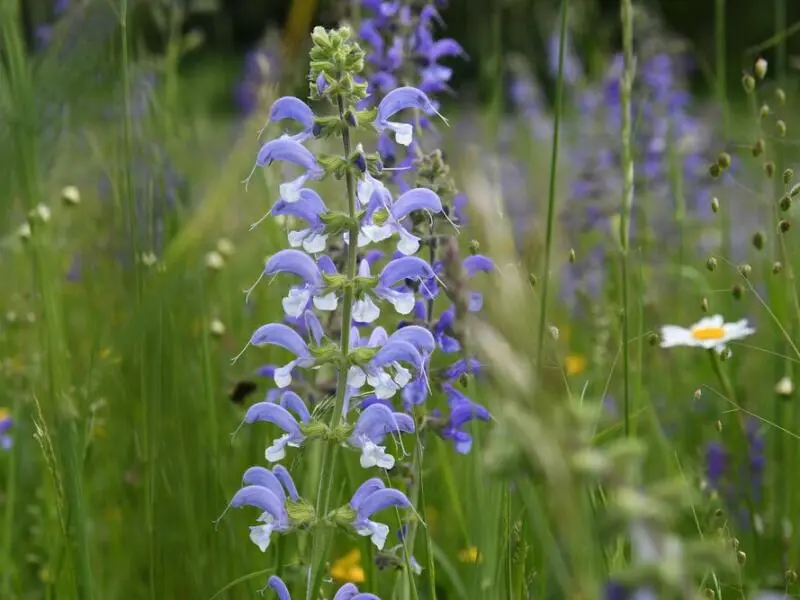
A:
[565,354,587,376]
[331,548,365,584]
[457,546,482,564]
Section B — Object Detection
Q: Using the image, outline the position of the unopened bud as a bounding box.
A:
[715,420,723,432]
[742,74,756,93]
[738,263,752,279]
[732,283,744,300]
[711,196,720,213]
[709,163,721,178]
[568,248,576,263]
[209,318,225,337]
[753,138,765,157]
[779,219,791,233]
[707,257,718,271]
[752,231,765,250]
[344,110,357,127]
[205,251,224,271]
[17,222,31,241]
[755,57,768,79]
[780,196,792,212]
[765,162,776,179]
[701,297,709,312]
[61,185,80,206]
[29,203,51,224]
[776,88,786,104]
[737,550,747,565]
[216,238,235,257]
[721,347,733,361]
[717,152,732,170]
[785,569,798,585]
[468,240,480,254]
[760,104,770,120]
[777,120,787,137]
[549,326,559,341]
[694,388,703,401]
[775,376,794,398]
[773,261,784,274]
[784,169,794,184]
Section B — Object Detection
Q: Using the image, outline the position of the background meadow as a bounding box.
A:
[3,0,800,599]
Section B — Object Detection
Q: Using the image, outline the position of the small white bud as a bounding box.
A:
[549,326,559,341]
[5,311,18,324]
[29,203,51,224]
[209,319,225,337]
[18,223,32,241]
[775,376,794,397]
[140,252,158,267]
[25,312,36,324]
[755,57,768,79]
[216,238,235,257]
[205,251,225,271]
[61,185,81,206]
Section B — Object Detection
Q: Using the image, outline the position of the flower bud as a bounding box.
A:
[706,257,718,271]
[205,251,225,271]
[764,161,775,179]
[694,388,703,401]
[648,332,660,346]
[742,74,756,93]
[715,419,723,431]
[209,319,225,337]
[755,57,768,79]
[786,569,798,584]
[61,185,80,206]
[528,273,537,287]
[736,550,747,565]
[732,283,744,300]
[792,183,800,197]
[753,138,765,157]
[216,238,235,257]
[549,326,559,341]
[776,88,786,104]
[701,297,709,312]
[784,168,794,184]
[709,163,721,178]
[711,196,720,213]
[773,261,783,274]
[738,263,752,279]
[777,120,787,137]
[752,231,765,250]
[717,152,731,170]
[17,222,31,241]
[29,203,51,224]
[779,219,791,233]
[468,240,480,254]
[568,248,576,263]
[775,376,794,398]
[760,104,770,120]
[721,347,733,361]
[344,109,357,127]
[780,195,792,212]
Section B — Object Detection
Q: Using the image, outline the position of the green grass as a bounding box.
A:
[3,1,800,599]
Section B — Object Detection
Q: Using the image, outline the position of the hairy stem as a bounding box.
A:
[307,92,360,600]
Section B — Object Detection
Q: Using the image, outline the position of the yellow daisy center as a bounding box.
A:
[691,326,725,341]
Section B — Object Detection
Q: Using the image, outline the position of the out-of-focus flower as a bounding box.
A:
[0,408,12,450]
[331,548,366,583]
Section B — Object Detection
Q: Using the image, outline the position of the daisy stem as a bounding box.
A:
[306,91,360,600]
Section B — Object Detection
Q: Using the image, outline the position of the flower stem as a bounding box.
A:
[307,92,360,600]
[619,0,634,438]
[534,0,567,376]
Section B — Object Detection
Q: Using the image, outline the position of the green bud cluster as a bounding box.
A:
[309,26,368,107]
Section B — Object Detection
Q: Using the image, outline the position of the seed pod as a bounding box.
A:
[738,264,752,278]
[776,88,786,104]
[779,219,791,233]
[780,196,792,212]
[732,283,744,300]
[711,196,720,213]
[709,163,721,178]
[706,257,718,271]
[568,248,576,263]
[777,120,787,137]
[751,231,765,250]
[784,168,794,184]
[742,74,756,93]
[752,138,765,157]
[764,162,775,179]
[717,152,732,170]
[773,261,783,274]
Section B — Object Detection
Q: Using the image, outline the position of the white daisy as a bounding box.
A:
[660,314,755,352]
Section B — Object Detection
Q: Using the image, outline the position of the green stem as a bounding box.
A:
[619,0,634,437]
[535,0,567,375]
[306,92,360,600]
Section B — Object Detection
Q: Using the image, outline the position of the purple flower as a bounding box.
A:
[0,411,12,451]
[242,323,315,388]
[263,96,315,142]
[349,478,412,549]
[241,400,307,462]
[439,384,490,454]
[259,249,338,318]
[221,484,291,552]
[348,403,415,469]
[352,255,435,323]
[250,137,324,200]
[358,187,443,255]
[264,575,382,600]
[373,87,446,146]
